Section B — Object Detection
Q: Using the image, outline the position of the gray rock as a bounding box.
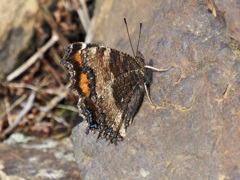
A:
[0,137,81,180]
[73,0,240,179]
[0,0,42,80]
[213,0,240,45]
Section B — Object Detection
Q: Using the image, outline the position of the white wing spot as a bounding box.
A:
[80,42,87,50]
[90,47,97,54]
[104,47,111,56]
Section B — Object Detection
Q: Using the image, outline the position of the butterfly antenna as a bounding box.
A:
[136,22,142,54]
[124,18,136,57]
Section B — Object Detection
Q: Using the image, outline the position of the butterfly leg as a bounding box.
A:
[144,82,156,108]
[144,65,173,72]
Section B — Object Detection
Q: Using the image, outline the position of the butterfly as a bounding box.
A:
[60,18,171,143]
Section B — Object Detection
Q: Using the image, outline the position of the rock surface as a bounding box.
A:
[0,0,42,80]
[213,0,240,45]
[0,134,81,180]
[73,0,240,179]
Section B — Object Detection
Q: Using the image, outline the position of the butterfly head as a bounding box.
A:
[135,51,145,65]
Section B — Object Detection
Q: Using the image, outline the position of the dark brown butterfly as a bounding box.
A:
[60,18,171,143]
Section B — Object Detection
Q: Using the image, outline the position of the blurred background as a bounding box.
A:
[0,0,94,179]
[0,0,95,140]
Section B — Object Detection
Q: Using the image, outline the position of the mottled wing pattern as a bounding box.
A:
[60,42,147,143]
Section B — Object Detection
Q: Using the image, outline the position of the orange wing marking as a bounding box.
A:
[79,73,90,97]
[74,52,82,67]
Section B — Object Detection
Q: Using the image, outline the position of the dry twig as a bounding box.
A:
[38,106,70,127]
[35,84,69,123]
[37,0,69,46]
[7,34,59,81]
[0,94,28,123]
[2,92,36,137]
[2,82,63,95]
[41,58,64,87]
[4,96,12,125]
